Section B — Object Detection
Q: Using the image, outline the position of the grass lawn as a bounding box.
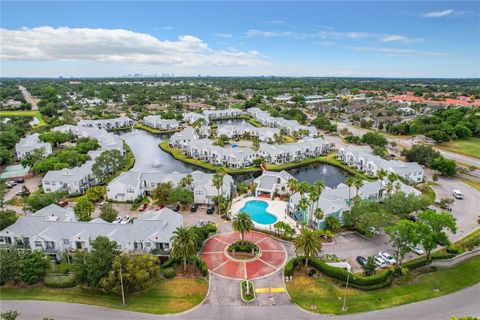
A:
[0,110,46,127]
[437,137,480,160]
[459,177,480,192]
[159,141,262,175]
[286,256,480,315]
[1,277,208,315]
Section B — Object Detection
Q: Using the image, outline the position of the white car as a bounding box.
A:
[408,244,424,255]
[112,216,122,224]
[369,227,380,235]
[452,190,464,200]
[378,251,396,265]
[374,256,388,268]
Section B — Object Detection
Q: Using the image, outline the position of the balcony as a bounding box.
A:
[151,248,171,256]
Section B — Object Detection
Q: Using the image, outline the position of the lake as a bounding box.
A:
[115,129,205,174]
[287,163,348,188]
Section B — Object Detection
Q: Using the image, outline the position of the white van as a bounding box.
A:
[452,190,464,200]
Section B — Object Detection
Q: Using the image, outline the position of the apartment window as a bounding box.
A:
[0,236,4,243]
[45,188,51,192]
[195,190,203,195]
[145,242,151,247]
[35,241,43,248]
[63,239,70,245]
[52,182,56,186]
[45,181,50,185]
[45,241,55,249]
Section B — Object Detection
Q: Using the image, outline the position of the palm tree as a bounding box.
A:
[345,176,355,207]
[180,174,193,189]
[377,169,387,181]
[312,180,325,213]
[313,208,324,222]
[387,172,398,194]
[307,188,319,227]
[212,169,225,214]
[353,177,364,197]
[298,197,309,228]
[293,229,323,267]
[171,227,198,272]
[297,182,310,200]
[232,212,254,243]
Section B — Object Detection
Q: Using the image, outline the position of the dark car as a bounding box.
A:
[356,256,368,267]
[156,204,164,211]
[58,200,69,207]
[206,205,215,214]
[190,204,199,212]
[16,190,30,197]
[171,204,180,212]
[15,178,25,183]
[138,203,148,212]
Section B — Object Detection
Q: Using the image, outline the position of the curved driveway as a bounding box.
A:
[2,283,479,320]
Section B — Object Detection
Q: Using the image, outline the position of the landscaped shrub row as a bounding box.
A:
[43,273,76,288]
[195,256,208,277]
[285,257,393,288]
[228,240,259,253]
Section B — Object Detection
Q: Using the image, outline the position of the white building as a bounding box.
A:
[247,107,317,137]
[143,115,179,130]
[203,108,243,120]
[78,117,134,130]
[0,204,182,257]
[254,170,294,199]
[15,133,52,160]
[182,112,209,125]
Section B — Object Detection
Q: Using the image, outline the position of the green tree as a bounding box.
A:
[86,236,119,287]
[179,174,193,189]
[361,132,387,147]
[74,196,95,220]
[401,145,440,165]
[362,256,377,276]
[212,169,225,214]
[343,200,390,235]
[92,149,125,183]
[168,187,194,205]
[0,310,21,320]
[20,148,46,167]
[0,131,20,149]
[324,215,341,232]
[0,247,23,283]
[171,226,198,271]
[385,219,419,267]
[429,157,457,176]
[0,210,18,230]
[0,146,13,165]
[153,181,173,203]
[39,131,73,146]
[100,253,160,295]
[383,192,428,216]
[353,177,364,197]
[100,203,119,223]
[293,229,322,267]
[232,212,254,243]
[24,191,64,212]
[20,251,49,284]
[85,186,106,202]
[344,176,355,207]
[416,210,457,261]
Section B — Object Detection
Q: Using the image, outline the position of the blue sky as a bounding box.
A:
[1,1,479,78]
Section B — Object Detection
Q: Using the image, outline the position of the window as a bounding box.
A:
[46,188,51,192]
[0,236,4,243]
[63,239,70,245]
[35,241,43,248]
[45,181,50,185]
[52,182,56,186]
[145,242,151,247]
[195,190,203,195]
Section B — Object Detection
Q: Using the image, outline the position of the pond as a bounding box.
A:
[214,118,255,128]
[287,163,348,188]
[115,129,206,174]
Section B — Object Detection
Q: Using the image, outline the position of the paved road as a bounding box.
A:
[336,122,480,168]
[18,85,38,110]
[2,283,479,320]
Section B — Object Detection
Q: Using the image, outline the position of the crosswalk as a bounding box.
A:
[255,287,285,294]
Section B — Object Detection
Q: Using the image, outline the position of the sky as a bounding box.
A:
[0,1,479,78]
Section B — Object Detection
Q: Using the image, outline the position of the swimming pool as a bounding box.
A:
[240,200,278,225]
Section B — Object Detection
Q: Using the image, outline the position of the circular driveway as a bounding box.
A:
[200,231,287,280]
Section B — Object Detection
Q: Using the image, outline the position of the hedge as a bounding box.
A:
[163,267,177,279]
[43,274,76,288]
[285,257,393,288]
[196,256,208,277]
[162,258,176,269]
[206,223,217,233]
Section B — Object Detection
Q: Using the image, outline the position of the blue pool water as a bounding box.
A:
[240,200,278,225]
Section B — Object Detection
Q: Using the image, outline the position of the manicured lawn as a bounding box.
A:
[134,123,181,134]
[0,110,46,127]
[159,141,262,175]
[437,137,480,160]
[286,256,480,315]
[1,277,208,315]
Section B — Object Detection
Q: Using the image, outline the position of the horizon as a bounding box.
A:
[1,1,479,78]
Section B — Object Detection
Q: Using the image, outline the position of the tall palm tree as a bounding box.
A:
[180,174,194,189]
[345,176,355,207]
[171,227,198,271]
[293,229,323,267]
[353,177,364,197]
[232,212,254,243]
[307,188,319,228]
[377,169,387,181]
[212,169,225,214]
[297,182,310,200]
[387,172,398,194]
[298,197,309,228]
[313,208,324,224]
[312,180,325,213]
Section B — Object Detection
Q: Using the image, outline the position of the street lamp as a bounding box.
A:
[342,272,355,311]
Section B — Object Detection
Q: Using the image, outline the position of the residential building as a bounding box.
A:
[182,112,209,125]
[78,117,134,130]
[15,133,52,160]
[143,115,179,130]
[0,204,182,257]
[254,170,294,199]
[247,107,317,137]
[106,171,143,202]
[203,108,243,119]
[169,127,198,149]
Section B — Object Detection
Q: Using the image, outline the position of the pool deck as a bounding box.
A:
[230,196,298,232]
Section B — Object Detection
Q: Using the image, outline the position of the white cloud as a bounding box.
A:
[379,34,423,44]
[0,26,269,68]
[352,46,447,57]
[420,9,458,18]
[245,29,297,38]
[214,33,233,38]
[264,20,287,24]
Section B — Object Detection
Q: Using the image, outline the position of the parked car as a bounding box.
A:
[15,178,25,183]
[156,204,164,211]
[6,181,17,188]
[206,205,215,214]
[171,204,180,212]
[113,216,122,224]
[139,203,148,212]
[16,190,30,197]
[356,256,368,267]
[58,200,69,207]
[378,251,396,265]
[408,244,424,255]
[120,216,131,224]
[190,204,199,212]
[374,255,388,268]
[452,189,464,200]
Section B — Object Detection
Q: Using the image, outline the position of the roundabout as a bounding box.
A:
[200,231,287,280]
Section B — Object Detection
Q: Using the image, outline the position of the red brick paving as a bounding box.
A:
[200,231,286,280]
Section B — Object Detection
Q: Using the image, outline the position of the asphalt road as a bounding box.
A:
[18,85,38,110]
[2,283,479,320]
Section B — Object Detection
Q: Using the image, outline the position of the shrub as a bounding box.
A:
[284,257,305,277]
[161,258,176,269]
[196,256,208,277]
[163,267,176,279]
[44,274,76,288]
[206,223,217,233]
[228,240,259,253]
[446,245,463,255]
